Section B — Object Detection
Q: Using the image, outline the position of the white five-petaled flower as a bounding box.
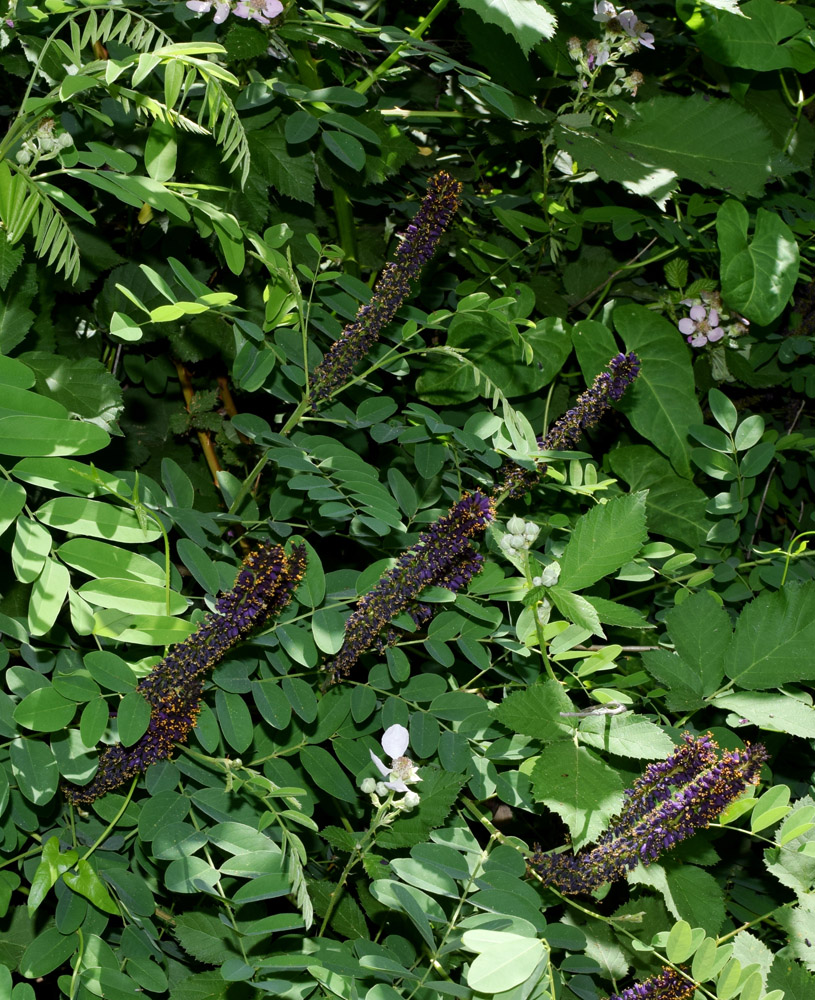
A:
[679,304,725,348]
[186,0,283,24]
[370,724,422,793]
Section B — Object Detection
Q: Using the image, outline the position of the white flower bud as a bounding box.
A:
[539,563,561,587]
[402,791,420,811]
[507,515,526,535]
[360,777,376,794]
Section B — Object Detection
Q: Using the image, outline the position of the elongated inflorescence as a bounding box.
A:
[498,351,641,498]
[532,733,766,894]
[310,171,463,403]
[607,967,696,1000]
[327,492,494,680]
[65,544,306,805]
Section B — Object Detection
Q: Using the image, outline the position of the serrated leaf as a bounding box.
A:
[455,0,556,55]
[531,743,624,847]
[664,591,730,696]
[559,492,648,591]
[495,680,578,742]
[723,583,815,689]
[712,691,815,739]
[577,715,675,759]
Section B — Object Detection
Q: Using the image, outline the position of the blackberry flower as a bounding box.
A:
[497,351,641,498]
[607,967,695,1000]
[310,171,463,403]
[532,733,766,894]
[65,544,306,805]
[327,492,493,680]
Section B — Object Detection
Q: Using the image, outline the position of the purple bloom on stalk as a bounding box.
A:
[310,171,463,404]
[541,351,641,452]
[64,545,306,805]
[327,492,494,680]
[496,352,641,498]
[607,967,696,1000]
[531,733,766,894]
[679,304,725,347]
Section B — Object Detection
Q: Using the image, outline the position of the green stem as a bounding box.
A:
[355,0,452,95]
[333,186,360,279]
[79,776,138,863]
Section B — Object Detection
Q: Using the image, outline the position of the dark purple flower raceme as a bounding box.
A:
[532,733,766,894]
[541,351,641,451]
[327,492,494,680]
[607,967,696,1000]
[64,544,306,805]
[310,171,463,404]
[497,351,641,498]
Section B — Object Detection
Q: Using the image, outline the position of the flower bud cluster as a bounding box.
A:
[566,3,653,104]
[532,733,767,894]
[65,544,306,804]
[16,118,73,169]
[500,515,540,556]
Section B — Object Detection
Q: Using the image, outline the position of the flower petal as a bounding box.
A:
[708,309,719,327]
[708,328,725,342]
[381,723,410,759]
[385,777,410,792]
[678,318,695,335]
[690,305,706,321]
[369,750,391,778]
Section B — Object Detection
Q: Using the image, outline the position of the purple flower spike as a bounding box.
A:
[679,305,724,347]
[607,967,696,1000]
[64,545,306,805]
[327,492,494,680]
[541,351,641,452]
[310,172,463,405]
[532,733,766,894]
[497,352,641,498]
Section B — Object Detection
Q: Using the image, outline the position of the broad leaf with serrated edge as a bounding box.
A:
[665,591,730,696]
[559,492,648,591]
[456,0,556,55]
[531,743,624,847]
[577,715,675,759]
[724,583,815,688]
[495,680,577,742]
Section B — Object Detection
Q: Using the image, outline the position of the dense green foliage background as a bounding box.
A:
[1,0,815,998]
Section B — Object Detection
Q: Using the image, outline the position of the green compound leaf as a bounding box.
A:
[531,743,624,847]
[455,0,557,55]
[717,200,800,325]
[13,686,76,732]
[723,583,815,689]
[559,492,648,591]
[117,692,152,747]
[0,414,109,457]
[464,932,546,993]
[36,497,162,543]
[0,479,26,540]
[9,737,59,804]
[19,925,78,978]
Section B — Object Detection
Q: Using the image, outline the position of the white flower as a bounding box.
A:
[370,724,422,793]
